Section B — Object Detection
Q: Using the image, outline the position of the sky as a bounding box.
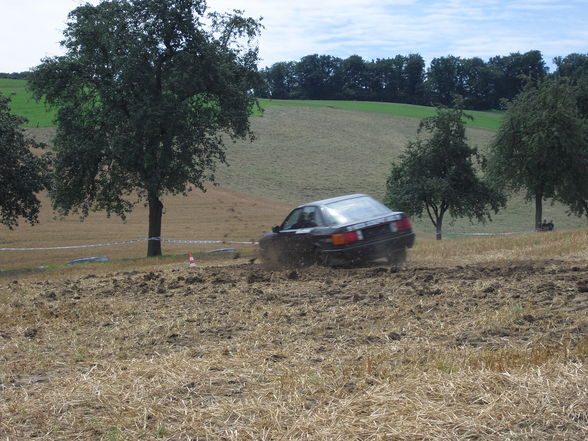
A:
[1,0,587,73]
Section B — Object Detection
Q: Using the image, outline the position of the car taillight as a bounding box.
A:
[395,217,412,231]
[332,230,363,245]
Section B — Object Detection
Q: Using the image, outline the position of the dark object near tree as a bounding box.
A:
[0,93,50,229]
[259,194,415,269]
[385,99,505,240]
[538,220,554,232]
[28,0,262,257]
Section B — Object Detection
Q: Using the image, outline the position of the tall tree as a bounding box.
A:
[260,61,297,99]
[426,56,463,106]
[295,54,341,99]
[28,0,262,256]
[403,53,426,104]
[554,53,588,116]
[487,78,587,229]
[460,57,496,110]
[369,57,403,102]
[385,101,504,239]
[338,55,368,100]
[0,93,50,228]
[489,51,547,104]
[554,53,588,79]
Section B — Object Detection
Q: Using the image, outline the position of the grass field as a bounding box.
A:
[0,186,291,271]
[1,82,586,269]
[0,79,55,127]
[2,79,554,237]
[258,98,504,131]
[2,78,501,130]
[2,104,584,273]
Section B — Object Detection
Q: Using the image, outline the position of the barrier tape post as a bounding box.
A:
[188,252,197,267]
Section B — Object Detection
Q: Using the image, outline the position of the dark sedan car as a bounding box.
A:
[259,194,415,268]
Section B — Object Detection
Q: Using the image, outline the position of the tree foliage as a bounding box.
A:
[28,0,262,256]
[258,54,427,105]
[256,50,551,110]
[554,53,588,117]
[0,93,50,229]
[487,77,588,228]
[385,101,505,239]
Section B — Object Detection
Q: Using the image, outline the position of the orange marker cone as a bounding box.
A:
[188,253,196,267]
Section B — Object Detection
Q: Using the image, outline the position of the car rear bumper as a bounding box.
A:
[321,231,415,263]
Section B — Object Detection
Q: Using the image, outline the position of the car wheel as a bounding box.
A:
[387,248,406,266]
[313,247,330,266]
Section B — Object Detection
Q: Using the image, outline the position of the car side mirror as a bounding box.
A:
[272,225,280,233]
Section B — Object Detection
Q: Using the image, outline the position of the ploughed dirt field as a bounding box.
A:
[1,254,587,440]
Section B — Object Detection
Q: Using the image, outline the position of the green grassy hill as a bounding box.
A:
[0,79,55,127]
[2,78,501,130]
[258,98,503,131]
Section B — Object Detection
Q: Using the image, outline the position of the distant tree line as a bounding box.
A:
[256,51,587,110]
[0,72,30,80]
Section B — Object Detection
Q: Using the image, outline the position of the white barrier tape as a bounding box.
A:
[453,230,535,237]
[0,238,147,251]
[0,237,258,251]
[163,238,259,245]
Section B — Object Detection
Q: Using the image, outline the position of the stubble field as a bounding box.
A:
[1,234,587,440]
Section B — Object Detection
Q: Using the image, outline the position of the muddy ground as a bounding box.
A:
[1,259,587,440]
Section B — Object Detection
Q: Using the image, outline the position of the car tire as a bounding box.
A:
[313,247,330,267]
[387,248,406,266]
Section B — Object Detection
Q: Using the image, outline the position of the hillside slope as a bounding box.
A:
[217,106,495,204]
[217,106,586,235]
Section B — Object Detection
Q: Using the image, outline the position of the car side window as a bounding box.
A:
[281,208,303,230]
[281,206,324,230]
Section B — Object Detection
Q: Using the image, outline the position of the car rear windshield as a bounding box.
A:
[322,196,392,225]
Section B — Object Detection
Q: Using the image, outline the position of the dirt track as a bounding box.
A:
[1,258,587,440]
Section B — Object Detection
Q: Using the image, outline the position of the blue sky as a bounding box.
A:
[1,0,586,72]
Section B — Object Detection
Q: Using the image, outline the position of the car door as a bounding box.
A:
[268,207,303,265]
[275,206,323,265]
[287,206,326,264]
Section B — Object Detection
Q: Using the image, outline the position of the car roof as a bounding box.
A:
[297,194,370,208]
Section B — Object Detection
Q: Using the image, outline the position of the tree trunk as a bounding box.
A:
[435,215,443,240]
[535,192,543,231]
[147,194,163,257]
[426,203,444,240]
